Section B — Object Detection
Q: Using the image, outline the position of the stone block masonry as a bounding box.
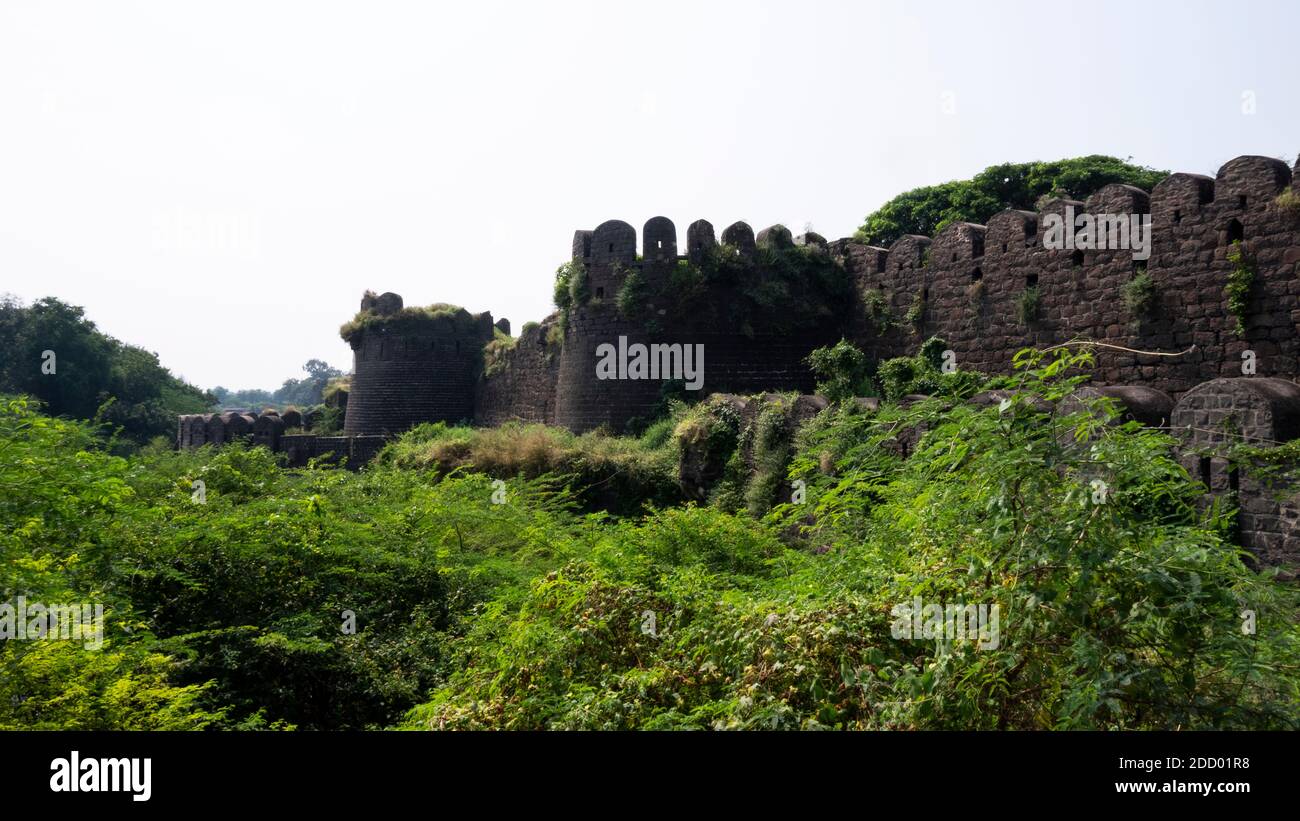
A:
[175,151,1300,572]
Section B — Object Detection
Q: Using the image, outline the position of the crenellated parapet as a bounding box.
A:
[556,216,848,432]
[176,153,1300,563]
[820,154,1300,395]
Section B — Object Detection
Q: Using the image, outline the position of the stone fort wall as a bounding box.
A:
[175,151,1300,571]
[833,155,1300,394]
[342,293,496,436]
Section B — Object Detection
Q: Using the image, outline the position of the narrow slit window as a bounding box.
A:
[1225,219,1244,244]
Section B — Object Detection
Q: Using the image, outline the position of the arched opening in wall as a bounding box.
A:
[1224,219,1244,245]
[1023,222,1035,245]
[970,267,983,282]
[1070,250,1084,267]
[951,253,958,262]
[1173,209,1182,225]
[876,256,886,273]
[596,286,605,299]
[1238,195,1248,209]
[608,243,614,252]
[1026,273,1039,289]
[1199,456,1212,488]
[1001,242,1008,253]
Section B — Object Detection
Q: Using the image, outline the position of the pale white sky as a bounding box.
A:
[1,0,1297,389]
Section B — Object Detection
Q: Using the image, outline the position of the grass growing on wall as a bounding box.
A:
[340,302,486,345]
[1017,286,1041,325]
[1123,267,1156,318]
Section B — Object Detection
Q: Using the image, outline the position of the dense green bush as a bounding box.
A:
[375,420,682,515]
[806,339,874,403]
[857,156,1169,248]
[875,337,987,401]
[0,296,212,444]
[407,349,1300,729]
[5,339,1299,731]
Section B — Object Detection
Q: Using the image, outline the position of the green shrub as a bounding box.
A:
[856,156,1169,247]
[806,339,872,403]
[1274,188,1300,218]
[905,290,925,331]
[483,328,519,376]
[862,288,892,334]
[875,337,986,402]
[1225,241,1254,338]
[405,349,1300,731]
[1017,286,1040,324]
[1123,268,1156,317]
[617,270,652,319]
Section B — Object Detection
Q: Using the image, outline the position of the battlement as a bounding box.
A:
[833,155,1295,277]
[570,216,829,297]
[178,151,1300,568]
[827,153,1300,399]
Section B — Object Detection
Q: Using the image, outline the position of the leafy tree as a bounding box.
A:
[0,296,212,442]
[213,359,343,411]
[857,156,1169,248]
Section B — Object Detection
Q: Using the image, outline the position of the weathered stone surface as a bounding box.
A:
[176,154,1300,569]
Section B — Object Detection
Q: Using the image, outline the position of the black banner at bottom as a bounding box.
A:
[6,730,1286,809]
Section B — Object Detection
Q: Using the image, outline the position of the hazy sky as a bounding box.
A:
[2,0,1297,389]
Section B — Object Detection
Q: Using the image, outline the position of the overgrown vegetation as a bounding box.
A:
[861,288,893,334]
[1225,241,1255,338]
[1274,188,1300,219]
[1017,286,1041,325]
[875,337,987,401]
[1123,267,1156,318]
[340,301,485,346]
[856,156,1169,247]
[5,342,1299,731]
[375,420,682,515]
[405,348,1300,729]
[905,290,925,331]
[616,270,652,320]
[482,327,518,377]
[0,296,213,445]
[553,243,853,340]
[806,338,873,403]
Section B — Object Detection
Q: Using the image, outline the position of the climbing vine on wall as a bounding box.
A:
[1225,241,1254,338]
[905,290,925,332]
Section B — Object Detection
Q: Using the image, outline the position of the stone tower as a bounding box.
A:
[342,291,494,436]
